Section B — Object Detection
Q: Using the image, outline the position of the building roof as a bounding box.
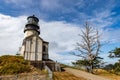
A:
[43,41,49,44]
[27,15,39,22]
[22,35,49,45]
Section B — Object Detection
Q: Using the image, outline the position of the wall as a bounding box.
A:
[22,36,43,61]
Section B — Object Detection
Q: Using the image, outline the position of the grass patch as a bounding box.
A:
[94,69,120,80]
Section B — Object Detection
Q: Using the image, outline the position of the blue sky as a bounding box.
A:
[0,0,120,64]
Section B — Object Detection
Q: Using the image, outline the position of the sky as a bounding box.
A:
[0,0,120,64]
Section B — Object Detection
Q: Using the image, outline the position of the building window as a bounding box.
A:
[43,45,46,52]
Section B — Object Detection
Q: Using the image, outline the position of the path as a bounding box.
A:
[64,68,111,80]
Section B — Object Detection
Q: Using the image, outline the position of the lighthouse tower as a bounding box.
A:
[24,15,40,38]
[21,15,49,61]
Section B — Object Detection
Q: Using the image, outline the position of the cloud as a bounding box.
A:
[88,10,115,28]
[40,20,81,51]
[0,14,26,55]
[102,28,120,43]
[5,0,31,4]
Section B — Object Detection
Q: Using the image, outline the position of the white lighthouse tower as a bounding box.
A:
[21,15,49,61]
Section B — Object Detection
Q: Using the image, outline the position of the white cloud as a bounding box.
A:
[102,28,120,43]
[5,0,31,4]
[40,21,81,51]
[89,10,115,28]
[0,14,26,55]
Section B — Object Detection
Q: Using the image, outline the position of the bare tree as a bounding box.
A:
[73,22,101,73]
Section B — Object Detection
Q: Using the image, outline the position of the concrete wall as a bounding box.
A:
[21,36,43,61]
[36,37,43,61]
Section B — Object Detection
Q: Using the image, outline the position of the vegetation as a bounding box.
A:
[109,47,120,58]
[71,22,101,73]
[72,56,103,69]
[104,64,114,72]
[106,47,120,75]
[113,62,120,75]
[0,55,31,75]
[104,62,120,75]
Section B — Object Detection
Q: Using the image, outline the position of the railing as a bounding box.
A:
[44,65,53,80]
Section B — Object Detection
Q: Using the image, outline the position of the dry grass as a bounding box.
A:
[95,69,120,80]
[53,71,86,80]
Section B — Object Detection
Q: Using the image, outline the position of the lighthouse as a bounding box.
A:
[21,15,49,61]
[20,15,61,71]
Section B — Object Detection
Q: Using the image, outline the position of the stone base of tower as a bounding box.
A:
[30,60,61,72]
[30,61,43,70]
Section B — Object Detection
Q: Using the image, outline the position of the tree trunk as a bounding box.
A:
[89,65,93,73]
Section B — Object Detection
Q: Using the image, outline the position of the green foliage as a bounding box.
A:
[72,56,103,68]
[113,62,120,75]
[72,59,89,66]
[72,56,103,73]
[0,55,31,75]
[109,47,120,58]
[108,47,120,75]
[92,56,103,68]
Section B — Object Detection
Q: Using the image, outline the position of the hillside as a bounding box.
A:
[0,55,31,75]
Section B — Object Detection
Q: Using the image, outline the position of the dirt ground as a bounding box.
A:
[64,68,110,80]
[54,68,120,80]
[53,71,86,80]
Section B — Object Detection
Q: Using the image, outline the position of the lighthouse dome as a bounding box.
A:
[24,15,40,35]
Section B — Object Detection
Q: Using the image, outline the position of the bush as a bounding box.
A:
[0,55,31,75]
[113,62,120,75]
[104,64,114,71]
[104,62,120,75]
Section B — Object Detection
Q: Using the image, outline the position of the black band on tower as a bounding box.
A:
[24,15,40,35]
